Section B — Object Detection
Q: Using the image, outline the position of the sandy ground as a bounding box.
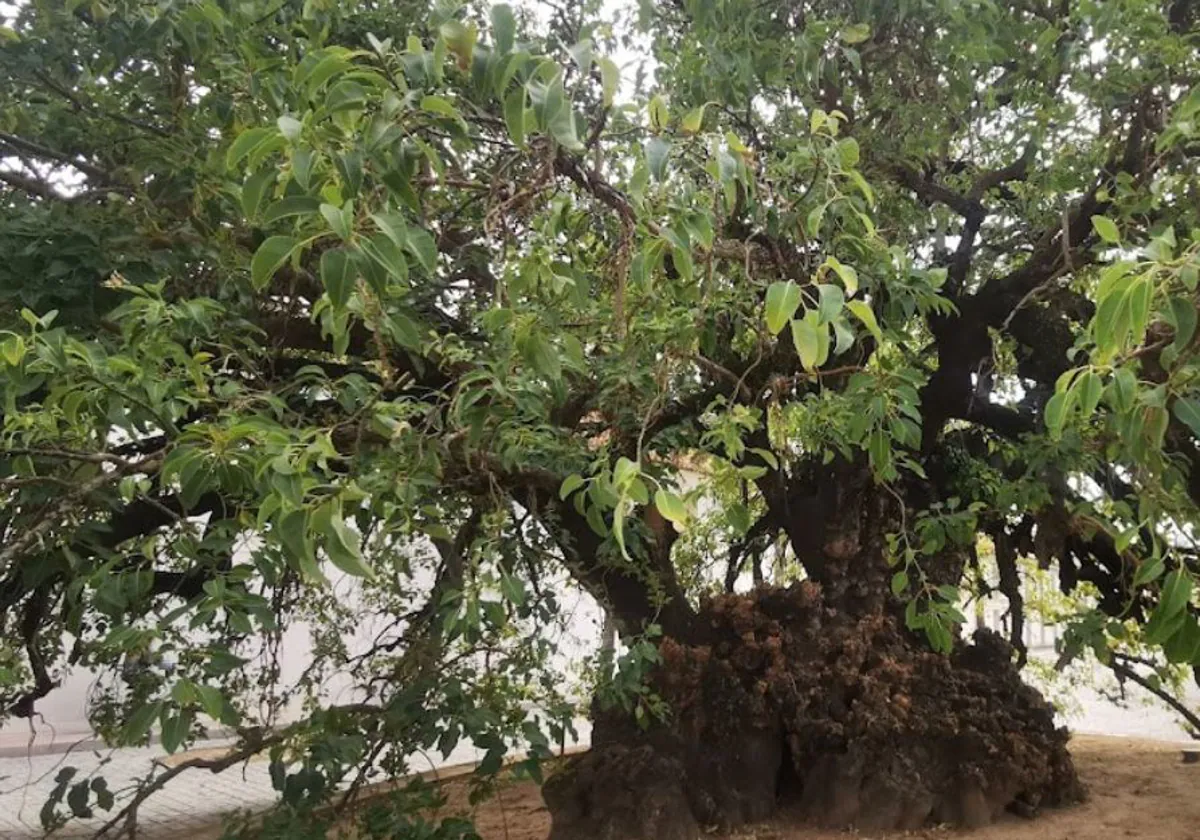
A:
[417,735,1200,840]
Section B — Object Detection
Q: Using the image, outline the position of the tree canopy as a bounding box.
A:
[2,0,1200,835]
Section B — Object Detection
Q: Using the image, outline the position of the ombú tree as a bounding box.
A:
[2,0,1200,836]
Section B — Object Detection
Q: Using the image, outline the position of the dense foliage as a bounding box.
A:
[1,0,1199,834]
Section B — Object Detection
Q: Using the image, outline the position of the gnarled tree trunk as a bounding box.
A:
[542,469,1084,838]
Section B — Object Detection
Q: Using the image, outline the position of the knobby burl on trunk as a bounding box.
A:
[541,466,1084,839]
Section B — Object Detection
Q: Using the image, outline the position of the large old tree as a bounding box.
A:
[3,0,1200,836]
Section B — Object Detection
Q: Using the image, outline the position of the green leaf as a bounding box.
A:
[1073,369,1103,417]
[250,236,298,290]
[315,503,375,579]
[160,711,189,754]
[680,104,706,135]
[840,22,871,44]
[825,257,858,295]
[1169,297,1198,354]
[195,685,228,722]
[586,504,607,537]
[1183,264,1199,292]
[122,701,162,744]
[1091,215,1120,244]
[226,127,275,170]
[421,94,461,120]
[1,335,26,367]
[262,196,321,224]
[440,20,477,67]
[559,473,585,500]
[1110,367,1137,412]
[648,94,669,133]
[517,329,561,380]
[1164,615,1200,664]
[613,456,639,488]
[544,70,583,151]
[816,283,845,324]
[360,233,409,284]
[505,85,527,147]
[336,150,363,197]
[500,571,526,607]
[791,317,820,370]
[371,212,409,248]
[832,318,855,355]
[320,248,357,310]
[598,57,619,107]
[1133,556,1164,587]
[404,226,438,276]
[1146,569,1193,645]
[1127,277,1152,344]
[890,570,909,596]
[491,3,516,54]
[1161,569,1192,621]
[568,38,594,78]
[300,55,352,94]
[241,169,273,220]
[846,299,882,342]
[1173,396,1200,438]
[654,489,687,527]
[277,114,302,142]
[645,137,670,181]
[1044,391,1070,434]
[836,137,860,168]
[277,510,323,583]
[320,202,352,241]
[765,281,802,335]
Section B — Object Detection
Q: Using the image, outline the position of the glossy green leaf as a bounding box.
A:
[1173,396,1200,438]
[250,236,298,290]
[505,85,527,146]
[262,196,321,224]
[654,489,687,527]
[560,473,585,500]
[846,300,882,342]
[405,226,438,275]
[226,127,275,170]
[765,281,802,335]
[680,104,707,135]
[1091,215,1120,244]
[314,504,374,579]
[816,284,845,324]
[791,316,820,370]
[841,23,871,44]
[320,248,357,309]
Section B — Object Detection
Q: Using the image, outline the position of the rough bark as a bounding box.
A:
[545,577,1084,838]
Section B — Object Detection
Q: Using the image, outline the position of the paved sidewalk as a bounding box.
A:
[0,740,275,839]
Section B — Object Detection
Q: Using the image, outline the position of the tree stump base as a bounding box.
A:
[544,585,1084,839]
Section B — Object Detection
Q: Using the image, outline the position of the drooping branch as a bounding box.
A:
[1110,653,1200,737]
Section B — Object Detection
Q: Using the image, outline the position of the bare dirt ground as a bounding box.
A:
[423,735,1200,840]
